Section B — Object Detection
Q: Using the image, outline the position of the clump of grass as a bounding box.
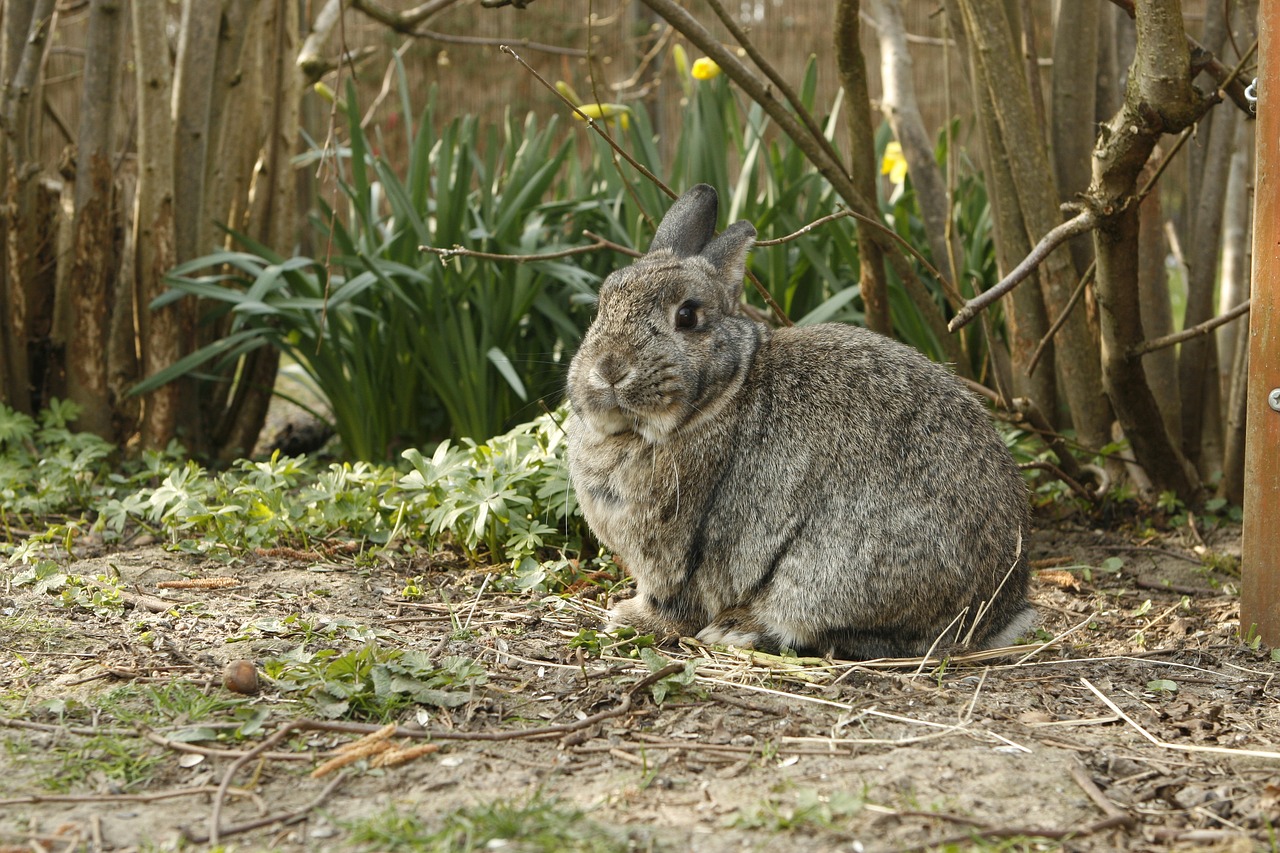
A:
[347,796,635,853]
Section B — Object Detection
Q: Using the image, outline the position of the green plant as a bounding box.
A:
[0,399,118,542]
[264,643,487,720]
[347,795,633,853]
[140,74,605,458]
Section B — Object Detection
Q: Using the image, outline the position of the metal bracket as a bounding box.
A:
[1246,78,1258,115]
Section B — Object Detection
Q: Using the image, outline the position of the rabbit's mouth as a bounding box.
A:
[579,395,685,443]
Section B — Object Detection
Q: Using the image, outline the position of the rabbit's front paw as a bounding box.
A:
[606,596,686,641]
[697,607,771,649]
[696,623,763,649]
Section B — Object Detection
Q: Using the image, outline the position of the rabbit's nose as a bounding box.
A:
[593,353,634,387]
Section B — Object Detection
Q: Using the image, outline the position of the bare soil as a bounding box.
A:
[2,518,1277,852]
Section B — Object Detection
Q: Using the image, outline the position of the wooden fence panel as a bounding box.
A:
[1242,0,1280,647]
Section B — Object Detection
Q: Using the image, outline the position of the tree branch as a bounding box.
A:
[948,210,1097,332]
[1127,299,1251,358]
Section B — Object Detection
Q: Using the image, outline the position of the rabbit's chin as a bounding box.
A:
[580,405,683,445]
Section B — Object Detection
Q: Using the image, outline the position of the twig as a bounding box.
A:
[209,721,303,845]
[949,210,1097,332]
[142,729,311,762]
[1027,261,1095,375]
[419,233,633,264]
[499,45,674,200]
[702,0,849,183]
[1069,761,1134,826]
[184,772,347,845]
[0,786,254,807]
[1080,677,1280,760]
[1127,299,1250,358]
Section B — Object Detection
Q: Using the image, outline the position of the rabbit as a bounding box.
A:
[566,184,1036,660]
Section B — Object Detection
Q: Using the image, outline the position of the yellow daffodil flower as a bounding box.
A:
[691,57,722,80]
[881,141,908,185]
[573,102,631,130]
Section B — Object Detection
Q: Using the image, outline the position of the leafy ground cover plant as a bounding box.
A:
[4,409,588,576]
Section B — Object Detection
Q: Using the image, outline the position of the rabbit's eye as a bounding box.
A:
[675,301,699,330]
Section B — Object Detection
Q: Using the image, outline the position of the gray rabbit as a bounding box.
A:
[566,184,1035,660]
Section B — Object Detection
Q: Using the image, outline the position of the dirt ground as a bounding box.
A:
[2,517,1277,852]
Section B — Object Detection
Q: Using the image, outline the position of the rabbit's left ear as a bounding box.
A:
[701,220,756,297]
[650,184,719,258]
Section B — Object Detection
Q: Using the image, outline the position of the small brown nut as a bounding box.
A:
[222,659,260,694]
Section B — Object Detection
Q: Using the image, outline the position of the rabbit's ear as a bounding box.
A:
[650,184,718,258]
[701,220,757,297]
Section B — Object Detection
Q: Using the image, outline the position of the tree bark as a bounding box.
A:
[869,0,963,285]
[173,0,223,266]
[834,0,890,337]
[214,0,302,460]
[62,0,125,439]
[1088,0,1207,502]
[1051,0,1099,278]
[0,0,57,414]
[133,0,189,449]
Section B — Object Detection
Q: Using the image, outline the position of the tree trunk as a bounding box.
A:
[1136,160,1179,448]
[834,0,890,338]
[1087,0,1206,502]
[62,0,125,440]
[133,0,189,449]
[173,0,222,265]
[0,0,58,415]
[870,0,963,285]
[215,0,302,460]
[1051,0,1099,278]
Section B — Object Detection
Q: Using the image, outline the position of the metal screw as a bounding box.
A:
[1270,388,1280,412]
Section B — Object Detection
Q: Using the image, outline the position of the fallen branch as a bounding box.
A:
[1127,299,1250,358]
[1081,677,1280,760]
[183,773,347,845]
[210,721,304,845]
[949,210,1097,332]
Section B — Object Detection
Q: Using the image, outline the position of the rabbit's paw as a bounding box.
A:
[696,608,769,649]
[606,596,685,640]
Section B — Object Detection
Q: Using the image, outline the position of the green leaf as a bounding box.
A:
[1146,679,1178,693]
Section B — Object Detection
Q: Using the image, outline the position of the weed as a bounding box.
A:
[347,795,633,852]
[264,644,487,720]
[731,787,864,833]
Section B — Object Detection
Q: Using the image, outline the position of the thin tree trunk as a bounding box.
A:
[1178,104,1234,471]
[1,0,57,414]
[1088,0,1206,502]
[133,0,188,449]
[1051,0,1099,278]
[834,0,890,337]
[869,0,963,285]
[173,0,222,266]
[1136,160,1179,448]
[62,0,125,440]
[215,0,302,460]
[956,0,1121,447]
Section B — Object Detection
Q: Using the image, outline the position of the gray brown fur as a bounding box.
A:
[566,184,1035,660]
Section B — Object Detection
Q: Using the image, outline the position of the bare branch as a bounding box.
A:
[348,0,585,56]
[347,0,459,31]
[1107,0,1257,114]
[499,46,675,200]
[1027,262,1095,375]
[419,234,635,264]
[948,210,1097,332]
[1127,299,1251,359]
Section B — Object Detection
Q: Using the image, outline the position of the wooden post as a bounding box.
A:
[1243,0,1280,647]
